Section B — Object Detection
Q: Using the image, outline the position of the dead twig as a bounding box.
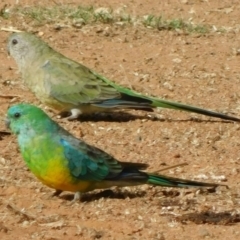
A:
[1,27,22,33]
[6,202,36,221]
[0,94,21,99]
[153,162,188,173]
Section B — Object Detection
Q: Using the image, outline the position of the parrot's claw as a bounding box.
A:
[72,191,82,202]
[67,109,82,120]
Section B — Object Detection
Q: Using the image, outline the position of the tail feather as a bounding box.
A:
[95,93,240,122]
[110,168,221,189]
[150,98,240,122]
[147,173,220,188]
[95,71,240,122]
[120,161,149,170]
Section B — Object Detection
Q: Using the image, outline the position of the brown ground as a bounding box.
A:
[1,0,240,239]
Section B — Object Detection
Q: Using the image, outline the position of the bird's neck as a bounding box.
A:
[20,44,53,72]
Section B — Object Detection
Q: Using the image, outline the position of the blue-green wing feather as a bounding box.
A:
[60,135,123,181]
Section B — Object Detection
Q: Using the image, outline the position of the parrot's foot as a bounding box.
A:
[72,191,82,202]
[64,192,82,206]
[67,109,82,120]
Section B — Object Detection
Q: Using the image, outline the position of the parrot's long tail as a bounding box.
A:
[93,91,240,122]
[150,97,240,122]
[112,166,221,188]
[94,72,240,122]
[146,173,220,188]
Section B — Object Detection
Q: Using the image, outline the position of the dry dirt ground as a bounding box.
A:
[1,0,240,239]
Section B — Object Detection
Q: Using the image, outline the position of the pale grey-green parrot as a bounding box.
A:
[7,32,240,121]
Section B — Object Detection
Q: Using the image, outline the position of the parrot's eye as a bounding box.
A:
[12,39,18,45]
[14,112,21,119]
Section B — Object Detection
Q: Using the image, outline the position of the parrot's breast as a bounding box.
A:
[25,150,94,192]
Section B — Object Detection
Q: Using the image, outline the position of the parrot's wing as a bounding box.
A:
[60,135,123,181]
[41,56,121,105]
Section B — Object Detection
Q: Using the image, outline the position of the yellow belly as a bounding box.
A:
[31,157,93,192]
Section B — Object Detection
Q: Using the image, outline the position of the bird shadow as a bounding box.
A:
[58,187,217,202]
[176,211,240,225]
[58,189,147,202]
[66,111,233,123]
[75,111,150,123]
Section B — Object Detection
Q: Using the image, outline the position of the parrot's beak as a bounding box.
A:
[7,44,10,55]
[5,118,10,129]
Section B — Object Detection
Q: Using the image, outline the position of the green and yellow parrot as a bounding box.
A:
[6,104,221,200]
[7,32,240,121]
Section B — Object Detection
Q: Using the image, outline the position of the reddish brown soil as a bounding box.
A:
[1,1,240,239]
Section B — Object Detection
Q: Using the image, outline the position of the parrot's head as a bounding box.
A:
[6,104,52,136]
[7,32,30,63]
[7,32,46,70]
